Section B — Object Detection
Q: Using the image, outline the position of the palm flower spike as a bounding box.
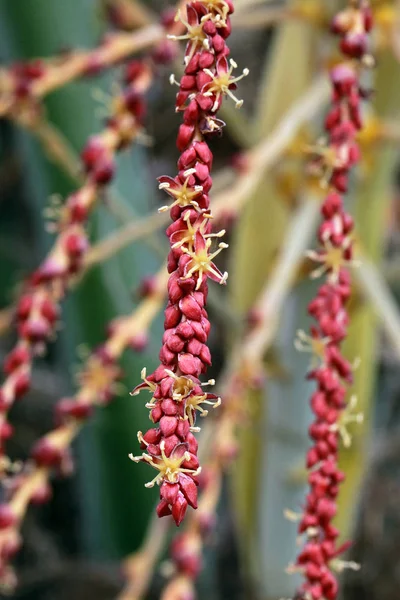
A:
[288,1,374,599]
[130,0,246,526]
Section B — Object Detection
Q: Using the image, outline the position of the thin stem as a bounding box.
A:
[118,516,170,600]
[32,27,162,97]
[390,0,400,62]
[27,118,81,181]
[84,212,169,269]
[103,0,157,29]
[231,6,292,29]
[355,256,400,361]
[9,112,138,229]
[380,118,400,141]
[235,0,278,10]
[242,197,321,362]
[0,307,13,337]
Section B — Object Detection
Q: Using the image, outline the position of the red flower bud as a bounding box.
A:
[172,492,188,526]
[0,505,17,529]
[31,438,64,467]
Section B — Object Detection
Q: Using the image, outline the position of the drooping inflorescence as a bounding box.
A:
[0,61,152,474]
[289,2,373,599]
[130,0,248,526]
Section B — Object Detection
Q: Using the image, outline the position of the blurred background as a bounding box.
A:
[1,0,400,599]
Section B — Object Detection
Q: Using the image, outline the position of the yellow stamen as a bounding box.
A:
[306,239,359,284]
[129,440,201,487]
[181,238,228,289]
[294,329,331,367]
[158,172,203,213]
[203,59,249,111]
[330,394,363,448]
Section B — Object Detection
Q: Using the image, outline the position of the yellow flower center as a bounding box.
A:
[172,376,195,400]
[129,441,201,488]
[203,59,249,110]
[158,172,203,213]
[294,330,331,367]
[78,356,119,395]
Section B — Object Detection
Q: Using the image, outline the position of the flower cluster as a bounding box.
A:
[130,0,247,526]
[0,351,121,590]
[0,272,165,590]
[0,28,162,118]
[290,3,373,600]
[0,62,151,473]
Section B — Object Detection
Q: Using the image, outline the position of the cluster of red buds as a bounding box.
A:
[4,60,46,107]
[0,61,152,473]
[0,349,121,590]
[0,271,166,590]
[161,379,248,599]
[0,1,192,122]
[0,26,162,118]
[130,0,248,526]
[331,0,373,61]
[289,2,373,600]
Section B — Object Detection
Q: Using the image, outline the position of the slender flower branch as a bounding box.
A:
[0,268,168,590]
[24,117,82,181]
[129,0,244,527]
[0,27,163,118]
[85,211,170,269]
[118,515,170,600]
[0,62,152,472]
[232,2,326,30]
[24,117,140,227]
[287,3,374,599]
[0,308,14,339]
